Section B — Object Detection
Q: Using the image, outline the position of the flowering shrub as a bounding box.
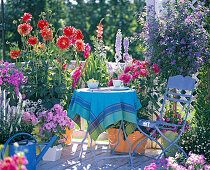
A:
[179,126,210,163]
[144,152,210,170]
[0,152,28,170]
[37,104,75,146]
[9,11,89,110]
[139,0,209,80]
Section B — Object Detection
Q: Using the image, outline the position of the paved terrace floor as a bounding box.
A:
[37,139,161,170]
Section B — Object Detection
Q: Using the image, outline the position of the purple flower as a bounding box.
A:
[171,60,176,65]
[114,29,122,61]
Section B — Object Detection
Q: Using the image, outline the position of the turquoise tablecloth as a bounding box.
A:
[67,88,141,140]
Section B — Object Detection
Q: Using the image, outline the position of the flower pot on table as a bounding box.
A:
[107,128,147,154]
[41,144,63,161]
[161,131,179,157]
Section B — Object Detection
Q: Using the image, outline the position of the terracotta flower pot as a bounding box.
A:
[63,128,73,145]
[107,128,147,154]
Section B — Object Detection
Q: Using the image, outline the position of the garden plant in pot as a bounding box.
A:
[152,107,190,157]
[37,104,75,161]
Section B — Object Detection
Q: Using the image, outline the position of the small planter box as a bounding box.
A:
[107,128,148,154]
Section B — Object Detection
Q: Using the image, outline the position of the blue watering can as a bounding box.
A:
[1,133,57,170]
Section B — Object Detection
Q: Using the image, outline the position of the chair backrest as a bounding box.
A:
[160,75,196,119]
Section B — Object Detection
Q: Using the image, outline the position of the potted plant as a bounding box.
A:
[151,107,190,156]
[37,104,75,161]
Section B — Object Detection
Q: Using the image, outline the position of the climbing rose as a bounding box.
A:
[75,29,83,40]
[152,64,159,74]
[40,28,53,40]
[119,74,132,84]
[22,13,32,22]
[75,40,85,51]
[56,36,70,49]
[10,50,21,59]
[37,20,49,29]
[63,26,75,38]
[17,23,32,35]
[28,37,38,45]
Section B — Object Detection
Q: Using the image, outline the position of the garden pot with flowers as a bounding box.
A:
[37,104,75,161]
[153,109,190,157]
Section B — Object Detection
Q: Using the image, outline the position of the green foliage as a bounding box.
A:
[0,107,34,144]
[179,126,210,163]
[192,62,210,128]
[1,0,145,62]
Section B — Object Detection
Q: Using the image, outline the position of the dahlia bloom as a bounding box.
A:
[76,40,85,51]
[18,23,32,35]
[28,36,38,45]
[63,26,76,38]
[56,36,70,49]
[10,50,21,59]
[37,20,49,29]
[75,29,83,40]
[22,13,32,22]
[40,27,53,40]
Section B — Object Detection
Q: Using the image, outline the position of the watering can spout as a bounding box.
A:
[36,135,57,164]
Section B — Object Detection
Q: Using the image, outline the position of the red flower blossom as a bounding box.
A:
[75,40,85,51]
[119,74,132,84]
[18,23,32,35]
[152,63,160,74]
[63,26,76,38]
[124,66,131,74]
[22,13,32,22]
[96,23,103,41]
[10,50,21,59]
[57,36,70,49]
[83,43,91,58]
[62,64,67,71]
[75,29,83,40]
[140,69,149,76]
[72,66,82,88]
[28,37,38,45]
[40,28,53,40]
[108,77,113,86]
[37,20,49,30]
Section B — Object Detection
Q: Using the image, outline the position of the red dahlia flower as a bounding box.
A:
[63,26,76,38]
[37,20,49,30]
[76,40,85,51]
[17,23,32,35]
[28,37,38,45]
[40,28,53,40]
[10,50,21,59]
[22,13,32,22]
[75,29,83,40]
[57,36,70,49]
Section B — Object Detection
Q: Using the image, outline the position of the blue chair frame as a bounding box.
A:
[132,75,196,161]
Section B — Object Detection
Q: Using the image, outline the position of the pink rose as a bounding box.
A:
[118,74,132,84]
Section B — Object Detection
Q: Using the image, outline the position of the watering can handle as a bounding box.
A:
[1,132,37,160]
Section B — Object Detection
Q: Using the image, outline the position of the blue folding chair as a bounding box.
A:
[132,75,196,160]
